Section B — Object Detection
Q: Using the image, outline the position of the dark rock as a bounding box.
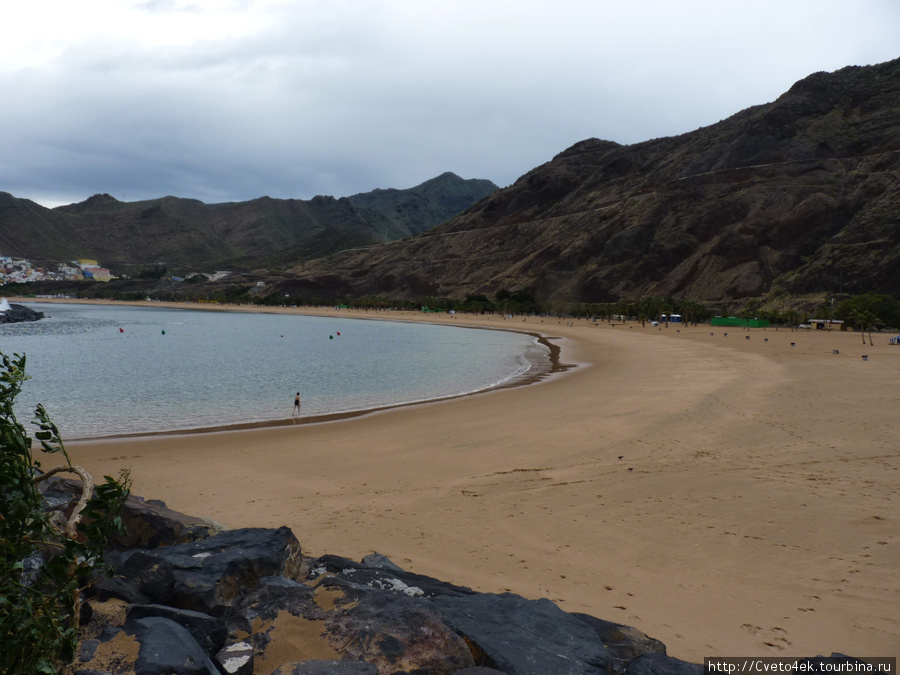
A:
[80,598,95,626]
[431,592,618,674]
[231,574,475,674]
[0,303,44,323]
[93,575,154,605]
[321,575,474,673]
[36,475,80,511]
[622,653,704,675]
[227,574,325,633]
[126,603,227,656]
[226,576,334,672]
[128,616,220,675]
[113,493,223,550]
[120,550,177,601]
[572,613,667,662]
[36,475,221,551]
[310,553,475,598]
[360,551,406,573]
[77,638,101,664]
[113,527,303,615]
[271,661,378,675]
[454,669,510,675]
[75,616,218,674]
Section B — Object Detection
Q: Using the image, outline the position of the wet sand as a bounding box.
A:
[54,303,899,660]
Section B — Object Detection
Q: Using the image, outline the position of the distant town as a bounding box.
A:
[0,255,114,284]
[0,254,232,285]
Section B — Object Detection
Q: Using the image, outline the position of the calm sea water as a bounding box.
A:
[0,303,548,439]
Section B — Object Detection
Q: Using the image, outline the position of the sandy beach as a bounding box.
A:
[53,302,898,661]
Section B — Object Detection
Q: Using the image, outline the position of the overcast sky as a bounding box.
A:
[2,1,898,208]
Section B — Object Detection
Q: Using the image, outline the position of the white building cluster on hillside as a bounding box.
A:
[0,255,116,284]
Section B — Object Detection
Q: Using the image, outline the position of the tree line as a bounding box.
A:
[7,277,900,333]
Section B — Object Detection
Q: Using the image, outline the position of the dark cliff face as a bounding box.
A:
[287,58,900,304]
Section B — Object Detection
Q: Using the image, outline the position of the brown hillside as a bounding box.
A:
[284,59,900,305]
[0,174,498,272]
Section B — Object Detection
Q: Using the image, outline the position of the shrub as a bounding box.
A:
[0,352,130,674]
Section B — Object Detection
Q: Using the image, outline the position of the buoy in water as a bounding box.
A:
[337,331,341,336]
[329,335,333,339]
[119,328,124,333]
[161,330,166,335]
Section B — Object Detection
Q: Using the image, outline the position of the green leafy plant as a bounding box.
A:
[847,309,883,346]
[0,352,131,674]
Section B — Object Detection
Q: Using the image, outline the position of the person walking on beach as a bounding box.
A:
[293,392,301,416]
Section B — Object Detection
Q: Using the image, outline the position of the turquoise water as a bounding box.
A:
[0,303,549,439]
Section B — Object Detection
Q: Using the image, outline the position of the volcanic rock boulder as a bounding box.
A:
[0,302,44,323]
[98,526,304,615]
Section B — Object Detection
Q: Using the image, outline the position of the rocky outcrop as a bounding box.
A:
[40,477,223,550]
[0,302,44,323]
[83,531,687,675]
[33,476,857,674]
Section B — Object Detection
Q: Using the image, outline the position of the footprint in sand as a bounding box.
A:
[760,627,792,650]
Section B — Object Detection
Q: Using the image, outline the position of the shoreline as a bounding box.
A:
[23,299,900,661]
[14,298,572,441]
[73,332,571,442]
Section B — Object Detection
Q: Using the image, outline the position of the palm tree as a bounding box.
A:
[660,302,674,327]
[848,309,883,346]
[785,308,800,331]
[817,301,833,329]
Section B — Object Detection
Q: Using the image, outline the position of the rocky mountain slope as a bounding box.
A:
[0,173,497,273]
[282,58,900,305]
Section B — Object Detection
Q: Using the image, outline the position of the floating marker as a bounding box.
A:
[119,328,124,333]
[329,335,333,340]
[161,330,165,335]
[337,331,341,336]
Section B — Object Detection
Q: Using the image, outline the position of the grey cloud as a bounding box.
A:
[2,0,899,207]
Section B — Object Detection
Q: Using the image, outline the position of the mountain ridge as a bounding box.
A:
[3,59,899,309]
[279,58,900,306]
[0,172,499,271]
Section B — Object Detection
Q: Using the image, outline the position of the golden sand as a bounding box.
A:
[55,302,899,660]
